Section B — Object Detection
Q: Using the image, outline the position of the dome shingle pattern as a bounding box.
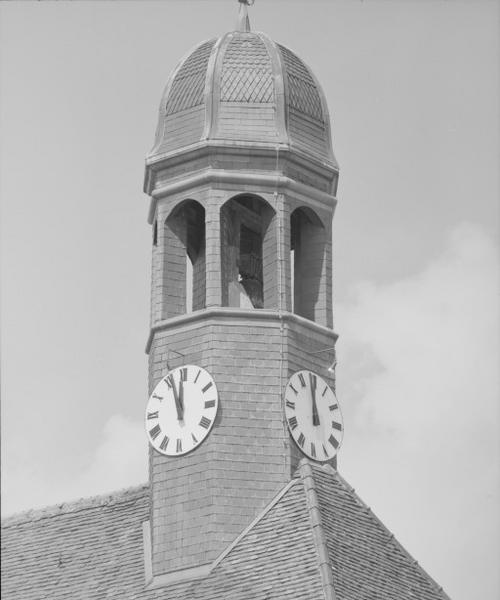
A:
[165,39,216,115]
[278,43,324,122]
[150,31,335,166]
[220,35,274,103]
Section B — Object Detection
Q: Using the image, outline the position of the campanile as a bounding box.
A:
[143,2,340,584]
[0,5,452,599]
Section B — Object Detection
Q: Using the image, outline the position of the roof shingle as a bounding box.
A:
[1,463,450,600]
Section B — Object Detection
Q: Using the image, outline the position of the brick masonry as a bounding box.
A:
[148,312,336,575]
[144,26,339,580]
[150,182,334,323]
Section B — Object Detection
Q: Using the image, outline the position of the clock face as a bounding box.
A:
[145,365,218,457]
[284,370,343,462]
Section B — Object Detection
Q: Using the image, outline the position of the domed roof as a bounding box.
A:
[149,30,336,167]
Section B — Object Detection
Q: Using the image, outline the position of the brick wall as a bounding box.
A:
[148,312,336,575]
[146,154,337,577]
[192,244,206,311]
[163,210,187,319]
[220,202,239,307]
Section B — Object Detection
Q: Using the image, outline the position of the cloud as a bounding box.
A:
[2,223,497,599]
[336,223,499,600]
[66,414,149,498]
[2,415,148,515]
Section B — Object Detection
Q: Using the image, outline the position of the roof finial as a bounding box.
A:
[237,0,253,33]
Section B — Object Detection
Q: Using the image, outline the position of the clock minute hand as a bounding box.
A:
[310,372,320,426]
[178,375,185,420]
[169,375,183,421]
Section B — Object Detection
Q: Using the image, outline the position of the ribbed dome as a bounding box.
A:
[150,30,335,167]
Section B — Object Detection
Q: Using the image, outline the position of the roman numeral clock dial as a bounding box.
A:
[145,365,218,457]
[284,370,344,462]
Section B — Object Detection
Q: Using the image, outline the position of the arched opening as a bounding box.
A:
[290,207,325,322]
[220,194,277,310]
[163,200,205,318]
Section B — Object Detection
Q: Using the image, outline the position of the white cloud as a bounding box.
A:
[66,414,149,498]
[2,415,148,515]
[336,223,499,600]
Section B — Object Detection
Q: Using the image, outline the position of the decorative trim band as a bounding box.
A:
[145,307,338,354]
[145,139,338,182]
[146,168,336,223]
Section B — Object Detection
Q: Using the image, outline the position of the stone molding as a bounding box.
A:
[146,167,337,225]
[145,140,338,195]
[145,307,338,354]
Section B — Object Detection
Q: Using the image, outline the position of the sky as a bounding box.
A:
[0,1,498,599]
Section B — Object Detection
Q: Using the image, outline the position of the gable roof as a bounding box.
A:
[1,463,449,600]
[1,485,150,600]
[312,465,450,600]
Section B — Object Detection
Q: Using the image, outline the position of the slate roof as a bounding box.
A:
[1,462,450,600]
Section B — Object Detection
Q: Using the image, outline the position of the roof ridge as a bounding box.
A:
[1,483,149,528]
[211,477,300,571]
[326,467,451,600]
[298,459,337,600]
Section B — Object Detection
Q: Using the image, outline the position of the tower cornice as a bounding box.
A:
[147,169,337,224]
[145,140,338,193]
[144,144,338,224]
[145,307,338,355]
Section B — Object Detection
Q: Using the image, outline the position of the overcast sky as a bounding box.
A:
[1,2,498,599]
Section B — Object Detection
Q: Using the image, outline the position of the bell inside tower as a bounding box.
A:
[220,194,276,310]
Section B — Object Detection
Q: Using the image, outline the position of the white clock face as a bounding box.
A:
[145,365,218,457]
[284,370,343,462]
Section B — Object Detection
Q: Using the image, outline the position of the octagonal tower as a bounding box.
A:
[143,13,339,586]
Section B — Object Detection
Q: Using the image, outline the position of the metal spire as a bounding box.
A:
[237,0,253,32]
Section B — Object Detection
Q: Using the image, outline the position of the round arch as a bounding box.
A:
[290,206,326,322]
[220,193,277,310]
[163,199,206,318]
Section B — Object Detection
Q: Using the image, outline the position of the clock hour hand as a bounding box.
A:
[169,374,184,421]
[310,372,320,426]
[178,375,185,419]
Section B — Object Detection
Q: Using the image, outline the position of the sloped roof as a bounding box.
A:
[314,467,450,600]
[1,463,449,600]
[1,485,151,600]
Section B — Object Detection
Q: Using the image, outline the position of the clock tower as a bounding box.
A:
[143,5,340,585]
[0,6,451,600]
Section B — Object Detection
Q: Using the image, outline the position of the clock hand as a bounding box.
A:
[310,372,320,426]
[169,374,183,421]
[178,374,185,420]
